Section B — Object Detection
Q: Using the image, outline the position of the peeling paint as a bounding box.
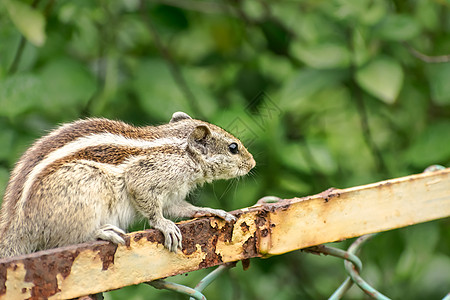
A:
[22,249,80,298]
[241,259,250,271]
[0,262,6,295]
[240,222,250,233]
[242,237,257,257]
[318,188,341,203]
[93,244,117,271]
[6,263,33,299]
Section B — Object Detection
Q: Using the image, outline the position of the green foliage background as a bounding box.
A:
[1,0,449,299]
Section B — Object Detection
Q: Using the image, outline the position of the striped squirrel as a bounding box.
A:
[0,112,255,257]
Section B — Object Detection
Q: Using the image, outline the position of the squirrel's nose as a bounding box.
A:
[249,156,256,170]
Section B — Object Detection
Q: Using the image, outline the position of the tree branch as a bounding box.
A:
[404,42,450,63]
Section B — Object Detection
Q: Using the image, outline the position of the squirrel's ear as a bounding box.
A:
[188,125,212,154]
[170,112,192,123]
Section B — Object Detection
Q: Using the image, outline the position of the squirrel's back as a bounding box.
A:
[0,119,142,234]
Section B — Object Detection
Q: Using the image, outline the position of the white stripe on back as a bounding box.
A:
[19,133,184,208]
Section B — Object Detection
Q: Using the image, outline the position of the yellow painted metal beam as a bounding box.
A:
[0,168,449,299]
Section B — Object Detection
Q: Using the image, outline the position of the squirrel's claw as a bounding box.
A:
[156,219,182,253]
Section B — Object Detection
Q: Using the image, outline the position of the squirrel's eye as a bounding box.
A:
[228,142,239,154]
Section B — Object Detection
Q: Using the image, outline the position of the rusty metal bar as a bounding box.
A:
[0,168,449,299]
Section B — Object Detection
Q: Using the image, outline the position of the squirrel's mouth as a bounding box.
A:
[237,162,255,177]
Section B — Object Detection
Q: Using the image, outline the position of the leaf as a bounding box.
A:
[295,42,351,69]
[376,15,421,41]
[426,62,450,105]
[356,57,404,104]
[4,0,46,46]
[280,140,337,176]
[260,19,292,56]
[281,68,348,109]
[0,129,14,161]
[132,59,189,119]
[38,58,96,115]
[0,73,43,117]
[406,121,450,167]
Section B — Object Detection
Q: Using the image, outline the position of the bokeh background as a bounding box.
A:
[1,0,449,299]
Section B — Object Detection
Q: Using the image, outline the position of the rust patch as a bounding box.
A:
[93,244,118,271]
[279,203,291,211]
[133,232,145,242]
[220,222,234,243]
[133,232,144,242]
[0,262,6,295]
[22,249,80,298]
[318,188,340,203]
[181,220,208,255]
[271,199,292,211]
[242,236,257,257]
[241,259,250,271]
[180,217,233,268]
[124,235,131,248]
[261,228,269,238]
[240,222,250,233]
[132,229,163,244]
[199,235,222,269]
[144,229,164,244]
[255,209,268,227]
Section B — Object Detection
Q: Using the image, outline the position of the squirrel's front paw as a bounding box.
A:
[154,219,182,253]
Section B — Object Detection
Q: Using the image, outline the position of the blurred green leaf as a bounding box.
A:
[356,56,404,104]
[406,121,450,167]
[280,140,337,176]
[183,68,219,117]
[4,0,46,46]
[352,28,371,67]
[330,0,387,25]
[296,14,334,45]
[0,129,14,161]
[281,68,348,108]
[280,143,311,173]
[376,15,421,41]
[150,5,189,32]
[38,58,96,115]
[397,223,439,278]
[0,73,43,117]
[418,255,450,298]
[415,0,439,31]
[133,59,189,119]
[307,140,338,175]
[426,62,450,105]
[260,19,292,56]
[295,42,351,69]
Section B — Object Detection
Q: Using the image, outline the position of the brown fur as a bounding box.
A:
[0,112,255,256]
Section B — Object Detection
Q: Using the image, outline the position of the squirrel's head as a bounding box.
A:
[170,112,256,181]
